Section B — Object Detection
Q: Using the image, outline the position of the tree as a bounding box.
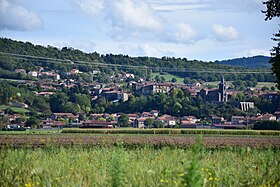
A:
[25,117,39,128]
[171,78,177,83]
[263,0,280,89]
[155,75,160,82]
[144,118,154,128]
[117,113,130,127]
[153,120,164,128]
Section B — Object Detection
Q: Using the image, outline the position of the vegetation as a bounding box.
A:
[253,120,280,130]
[61,128,280,136]
[263,0,280,89]
[0,38,275,83]
[0,138,279,187]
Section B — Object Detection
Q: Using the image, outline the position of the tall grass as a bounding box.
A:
[0,143,279,186]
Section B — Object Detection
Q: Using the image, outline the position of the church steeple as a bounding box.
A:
[218,76,227,102]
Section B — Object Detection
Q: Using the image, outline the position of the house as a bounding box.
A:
[127,114,139,125]
[150,110,159,117]
[38,92,55,96]
[141,112,154,118]
[101,91,129,102]
[132,82,174,95]
[180,120,198,128]
[40,72,60,80]
[257,113,277,121]
[70,69,80,75]
[14,69,26,74]
[231,116,245,125]
[90,113,105,120]
[80,120,116,128]
[8,114,21,122]
[181,116,200,123]
[40,120,66,129]
[249,114,277,124]
[50,113,79,121]
[0,110,5,115]
[209,115,225,124]
[157,115,177,127]
[135,117,147,128]
[28,71,38,77]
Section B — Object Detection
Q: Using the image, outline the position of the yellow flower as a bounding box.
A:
[179,173,184,176]
[209,177,213,181]
[15,176,19,179]
[25,183,32,187]
[160,179,165,183]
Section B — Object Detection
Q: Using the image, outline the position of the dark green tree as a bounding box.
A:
[263,0,280,89]
[171,78,177,83]
[117,113,129,127]
[25,117,39,128]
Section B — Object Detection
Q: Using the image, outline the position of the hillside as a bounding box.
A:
[0,38,274,82]
[216,56,271,68]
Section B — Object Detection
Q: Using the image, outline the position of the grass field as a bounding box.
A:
[256,82,277,89]
[152,73,184,83]
[0,105,30,114]
[0,137,279,187]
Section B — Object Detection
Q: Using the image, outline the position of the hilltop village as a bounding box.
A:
[1,65,279,130]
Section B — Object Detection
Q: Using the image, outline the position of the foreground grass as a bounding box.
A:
[0,143,279,187]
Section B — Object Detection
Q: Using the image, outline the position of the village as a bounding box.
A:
[1,66,280,131]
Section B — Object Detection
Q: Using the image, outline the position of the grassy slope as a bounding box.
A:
[0,105,30,114]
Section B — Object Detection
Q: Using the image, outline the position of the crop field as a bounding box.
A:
[1,133,280,148]
[62,128,280,136]
[1,133,280,186]
[0,136,279,186]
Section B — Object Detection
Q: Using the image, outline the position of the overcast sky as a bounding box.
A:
[0,0,278,61]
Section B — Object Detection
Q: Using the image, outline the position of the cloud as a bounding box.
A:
[212,24,241,42]
[148,0,263,13]
[236,49,271,57]
[75,0,104,16]
[168,23,198,44]
[0,0,43,31]
[75,0,162,40]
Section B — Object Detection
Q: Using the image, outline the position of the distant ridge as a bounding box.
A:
[216,56,271,68]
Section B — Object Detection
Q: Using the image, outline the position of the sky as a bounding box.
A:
[0,0,279,61]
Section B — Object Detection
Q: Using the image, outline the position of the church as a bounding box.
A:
[199,77,228,102]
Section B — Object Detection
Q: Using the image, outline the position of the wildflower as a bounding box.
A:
[25,183,32,187]
[179,173,184,177]
[15,176,19,179]
[160,179,165,183]
[209,177,213,181]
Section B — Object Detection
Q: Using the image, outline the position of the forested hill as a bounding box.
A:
[216,56,271,68]
[0,37,275,82]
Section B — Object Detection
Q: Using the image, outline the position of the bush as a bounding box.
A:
[253,121,280,130]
